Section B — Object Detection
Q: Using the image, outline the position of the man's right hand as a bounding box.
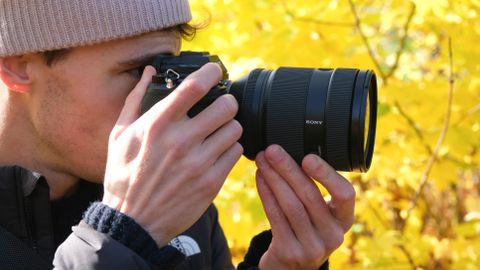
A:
[102,63,243,247]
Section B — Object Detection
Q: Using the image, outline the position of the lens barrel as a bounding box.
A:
[230,67,377,172]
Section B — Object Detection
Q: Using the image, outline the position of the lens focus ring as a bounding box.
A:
[325,68,358,171]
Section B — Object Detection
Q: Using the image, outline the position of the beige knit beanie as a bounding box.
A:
[0,0,192,57]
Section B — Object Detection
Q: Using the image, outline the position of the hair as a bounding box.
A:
[42,22,202,66]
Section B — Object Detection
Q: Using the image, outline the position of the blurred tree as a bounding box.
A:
[184,0,480,269]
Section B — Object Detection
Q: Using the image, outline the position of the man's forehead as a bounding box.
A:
[66,30,180,66]
[91,31,179,53]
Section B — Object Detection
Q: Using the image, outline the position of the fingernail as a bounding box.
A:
[267,145,284,162]
[305,154,322,170]
[255,153,266,168]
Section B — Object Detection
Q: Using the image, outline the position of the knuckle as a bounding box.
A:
[182,78,209,97]
[303,252,321,265]
[285,200,306,218]
[109,127,121,141]
[304,186,320,203]
[283,249,302,264]
[280,156,295,174]
[325,228,345,251]
[202,175,224,197]
[169,139,190,159]
[230,120,243,140]
[188,158,207,174]
[268,206,284,222]
[204,62,223,79]
[217,95,238,117]
[344,218,355,231]
[337,185,357,202]
[308,244,327,262]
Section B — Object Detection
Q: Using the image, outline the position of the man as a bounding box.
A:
[0,0,356,269]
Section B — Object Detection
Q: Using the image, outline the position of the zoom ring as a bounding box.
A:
[266,68,313,163]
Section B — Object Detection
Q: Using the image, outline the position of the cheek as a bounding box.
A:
[32,75,132,167]
[67,73,135,131]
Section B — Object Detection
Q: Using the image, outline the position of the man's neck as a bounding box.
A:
[0,89,80,200]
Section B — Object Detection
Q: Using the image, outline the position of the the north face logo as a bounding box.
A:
[169,235,201,256]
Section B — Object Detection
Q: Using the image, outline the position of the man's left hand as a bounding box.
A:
[255,144,356,270]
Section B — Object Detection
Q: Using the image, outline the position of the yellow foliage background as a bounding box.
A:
[184,0,480,269]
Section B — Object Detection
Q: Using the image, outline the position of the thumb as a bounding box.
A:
[112,65,156,138]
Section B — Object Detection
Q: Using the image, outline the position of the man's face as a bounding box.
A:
[27,31,180,183]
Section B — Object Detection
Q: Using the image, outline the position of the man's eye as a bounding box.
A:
[126,67,143,79]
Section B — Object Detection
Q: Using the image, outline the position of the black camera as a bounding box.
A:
[141,51,377,172]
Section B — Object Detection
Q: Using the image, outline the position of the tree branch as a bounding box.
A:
[393,100,434,155]
[347,0,416,85]
[347,0,386,81]
[367,202,390,229]
[394,100,471,168]
[282,0,416,84]
[396,244,417,269]
[384,4,416,79]
[453,103,480,127]
[401,37,455,232]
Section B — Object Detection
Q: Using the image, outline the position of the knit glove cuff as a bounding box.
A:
[83,202,185,268]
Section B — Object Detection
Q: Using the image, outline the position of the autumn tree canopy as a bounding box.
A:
[184,0,480,269]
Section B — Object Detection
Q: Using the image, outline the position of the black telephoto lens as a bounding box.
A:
[229,67,377,172]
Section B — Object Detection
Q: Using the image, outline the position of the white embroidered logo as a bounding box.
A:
[169,235,201,256]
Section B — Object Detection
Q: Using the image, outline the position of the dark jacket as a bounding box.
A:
[0,166,328,270]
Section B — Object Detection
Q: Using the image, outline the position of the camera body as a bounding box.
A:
[141,52,230,117]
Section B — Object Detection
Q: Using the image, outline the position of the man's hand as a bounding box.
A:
[102,63,243,247]
[255,145,355,270]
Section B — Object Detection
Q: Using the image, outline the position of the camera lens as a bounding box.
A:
[141,51,378,172]
[229,67,377,172]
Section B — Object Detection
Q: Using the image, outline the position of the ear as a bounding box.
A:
[0,56,31,93]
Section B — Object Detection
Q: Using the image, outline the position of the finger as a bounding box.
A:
[263,145,334,229]
[256,151,318,246]
[262,147,348,253]
[265,145,328,214]
[189,94,238,140]
[202,142,243,196]
[255,169,297,246]
[302,154,356,230]
[150,62,223,121]
[198,120,242,165]
[113,66,156,136]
